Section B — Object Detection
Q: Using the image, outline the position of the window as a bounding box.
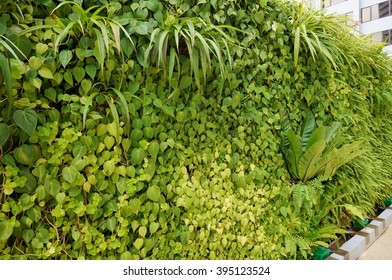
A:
[346,12,353,25]
[371,29,392,45]
[361,1,391,22]
[362,7,371,22]
[324,0,346,7]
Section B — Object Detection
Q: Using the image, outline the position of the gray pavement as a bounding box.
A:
[358,225,392,260]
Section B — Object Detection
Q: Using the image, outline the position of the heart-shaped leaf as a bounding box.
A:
[14,144,34,165]
[38,67,53,79]
[0,221,13,243]
[59,50,73,68]
[62,166,79,184]
[147,185,160,202]
[44,179,60,197]
[0,123,9,146]
[73,67,85,83]
[149,222,159,234]
[13,108,37,136]
[131,148,145,165]
[134,238,144,250]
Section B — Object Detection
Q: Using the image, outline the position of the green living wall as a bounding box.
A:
[1,0,392,259]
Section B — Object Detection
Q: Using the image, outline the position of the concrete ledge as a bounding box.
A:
[329,206,392,260]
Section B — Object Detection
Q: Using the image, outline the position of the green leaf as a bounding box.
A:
[73,67,85,83]
[59,50,73,68]
[38,67,54,79]
[13,108,37,136]
[148,141,159,158]
[85,64,97,79]
[134,238,144,250]
[139,226,147,237]
[103,160,115,176]
[22,229,34,243]
[130,199,142,214]
[14,144,34,165]
[180,75,192,89]
[27,206,41,223]
[64,71,73,85]
[81,79,92,94]
[298,140,326,181]
[56,192,66,204]
[301,110,315,149]
[106,217,117,232]
[0,123,9,146]
[286,130,302,178]
[7,34,32,59]
[0,53,13,118]
[0,221,13,243]
[62,166,79,184]
[131,148,146,165]
[44,179,60,197]
[36,43,48,55]
[147,185,160,202]
[149,222,159,234]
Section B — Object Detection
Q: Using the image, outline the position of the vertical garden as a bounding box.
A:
[1,0,392,259]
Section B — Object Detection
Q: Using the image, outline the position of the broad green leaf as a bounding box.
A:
[131,148,146,165]
[44,179,60,197]
[85,64,97,79]
[36,43,48,55]
[14,144,34,165]
[59,50,73,68]
[147,185,160,202]
[81,79,92,94]
[104,136,115,149]
[7,34,32,59]
[129,198,141,214]
[71,157,87,171]
[0,221,13,243]
[38,67,54,79]
[13,108,37,136]
[301,110,315,149]
[103,160,115,176]
[139,226,147,237]
[22,229,34,243]
[62,166,79,184]
[64,71,73,85]
[134,238,144,250]
[0,123,9,146]
[73,67,85,83]
[298,139,326,181]
[180,75,192,89]
[55,192,66,204]
[148,141,159,158]
[106,217,117,232]
[27,206,41,223]
[286,130,302,178]
[149,222,159,234]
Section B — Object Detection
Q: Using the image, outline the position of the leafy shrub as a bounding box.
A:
[1,0,392,260]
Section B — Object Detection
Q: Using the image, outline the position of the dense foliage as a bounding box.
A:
[1,0,392,260]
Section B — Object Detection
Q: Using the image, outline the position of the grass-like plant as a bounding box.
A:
[51,1,135,74]
[289,3,391,75]
[143,13,238,88]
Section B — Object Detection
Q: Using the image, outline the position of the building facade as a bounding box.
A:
[307,0,392,53]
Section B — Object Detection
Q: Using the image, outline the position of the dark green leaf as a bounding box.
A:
[0,123,9,146]
[13,108,37,136]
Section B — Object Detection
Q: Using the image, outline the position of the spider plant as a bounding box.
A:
[143,13,239,89]
[51,1,135,75]
[289,2,391,76]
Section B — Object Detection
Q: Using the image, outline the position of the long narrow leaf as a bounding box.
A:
[0,53,13,119]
